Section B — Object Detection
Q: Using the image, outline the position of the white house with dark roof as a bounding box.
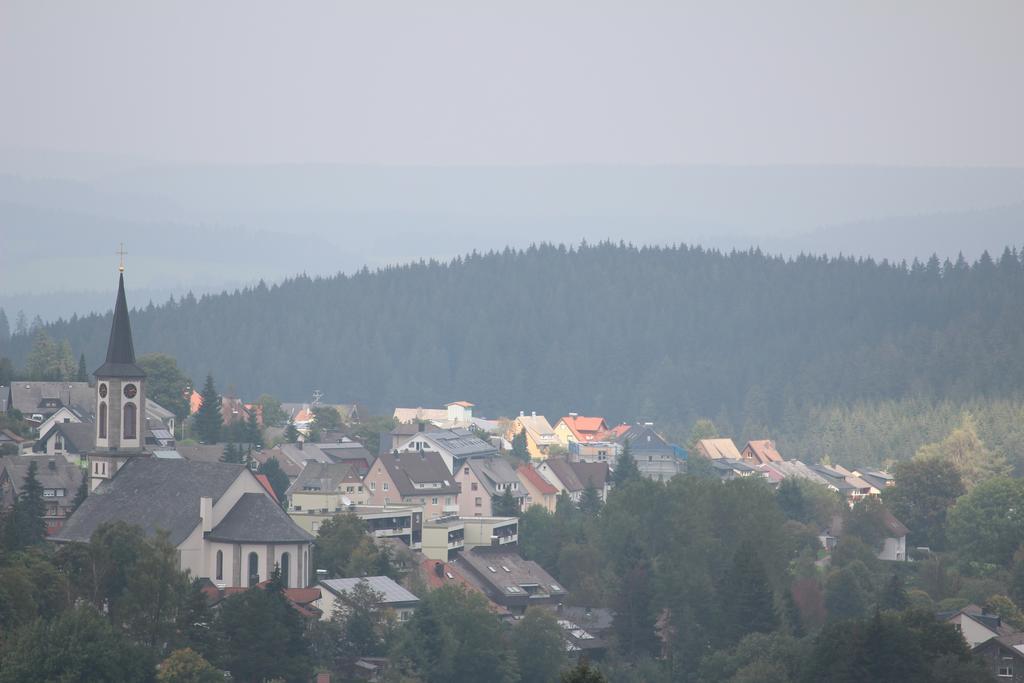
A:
[455,456,526,516]
[395,427,498,473]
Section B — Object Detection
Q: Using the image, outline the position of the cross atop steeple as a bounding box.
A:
[117,243,127,273]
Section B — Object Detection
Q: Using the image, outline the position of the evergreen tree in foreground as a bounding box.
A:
[7,461,47,549]
[76,353,88,382]
[71,468,89,513]
[611,439,640,488]
[193,374,223,444]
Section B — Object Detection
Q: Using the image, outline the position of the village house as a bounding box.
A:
[0,455,84,534]
[363,451,460,520]
[819,507,909,562]
[286,462,368,512]
[741,439,783,465]
[457,547,568,615]
[455,456,526,516]
[516,463,559,512]
[395,427,498,473]
[553,414,610,447]
[536,459,610,503]
[507,411,559,460]
[618,423,685,481]
[938,604,1015,648]
[693,437,743,460]
[317,576,421,623]
[568,440,621,467]
[973,634,1024,682]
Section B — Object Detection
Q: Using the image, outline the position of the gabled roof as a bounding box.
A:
[465,457,527,500]
[516,414,558,445]
[53,459,247,546]
[285,462,360,497]
[94,273,146,379]
[393,407,448,424]
[696,438,742,460]
[517,464,558,495]
[571,461,610,489]
[542,458,583,492]
[207,492,314,543]
[620,424,672,451]
[375,451,460,497]
[254,474,279,503]
[446,401,475,408]
[321,576,420,607]
[459,547,567,601]
[413,428,497,458]
[6,382,95,416]
[972,632,1024,659]
[743,439,783,464]
[36,421,96,453]
[557,415,609,442]
[0,455,83,495]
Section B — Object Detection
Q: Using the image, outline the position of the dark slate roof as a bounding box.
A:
[93,273,146,378]
[378,451,460,497]
[421,429,497,458]
[6,382,95,416]
[207,492,314,543]
[36,422,95,453]
[544,458,583,492]
[619,424,671,451]
[285,462,360,497]
[53,458,244,545]
[466,457,527,500]
[572,461,610,488]
[1,455,83,495]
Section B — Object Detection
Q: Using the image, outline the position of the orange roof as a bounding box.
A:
[608,424,631,439]
[559,415,609,442]
[517,464,558,495]
[446,401,475,408]
[744,439,783,464]
[255,474,279,503]
[190,390,203,415]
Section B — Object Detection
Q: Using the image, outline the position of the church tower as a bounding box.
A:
[89,267,148,490]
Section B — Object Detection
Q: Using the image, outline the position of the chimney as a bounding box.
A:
[434,562,444,577]
[519,410,524,417]
[569,412,578,417]
[200,496,213,533]
[531,411,536,417]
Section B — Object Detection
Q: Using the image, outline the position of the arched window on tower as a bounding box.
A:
[248,552,259,587]
[99,403,107,439]
[216,550,224,581]
[123,403,137,440]
[280,552,291,588]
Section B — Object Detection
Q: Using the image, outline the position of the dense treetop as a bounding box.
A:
[3,243,1022,434]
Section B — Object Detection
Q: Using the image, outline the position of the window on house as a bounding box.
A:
[216,550,223,581]
[999,665,1013,677]
[247,552,260,587]
[280,552,291,588]
[383,482,389,491]
[370,481,376,491]
[475,497,482,507]
[312,521,320,531]
[464,467,469,475]
[471,482,478,491]
[123,402,137,440]
[432,497,438,505]
[445,496,452,505]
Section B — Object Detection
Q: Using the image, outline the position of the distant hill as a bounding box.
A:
[3,243,1022,431]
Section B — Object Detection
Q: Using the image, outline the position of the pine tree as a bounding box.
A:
[612,439,640,488]
[257,458,290,504]
[76,353,88,382]
[881,572,910,611]
[193,374,223,444]
[511,431,529,461]
[283,422,300,443]
[221,443,243,464]
[492,488,520,517]
[578,481,602,516]
[723,541,778,640]
[246,410,263,449]
[9,461,47,549]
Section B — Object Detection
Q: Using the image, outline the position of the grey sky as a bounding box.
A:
[3,1,1022,166]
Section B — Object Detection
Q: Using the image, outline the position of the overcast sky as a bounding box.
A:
[2,1,1023,167]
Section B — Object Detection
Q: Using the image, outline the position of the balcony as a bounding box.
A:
[448,539,464,549]
[498,533,518,545]
[372,526,411,538]
[443,504,459,514]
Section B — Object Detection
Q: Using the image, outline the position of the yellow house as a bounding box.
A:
[553,414,610,447]
[507,412,559,460]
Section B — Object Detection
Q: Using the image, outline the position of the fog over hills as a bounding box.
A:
[2,153,1023,321]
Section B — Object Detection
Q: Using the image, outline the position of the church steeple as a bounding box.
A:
[90,266,149,489]
[94,273,146,379]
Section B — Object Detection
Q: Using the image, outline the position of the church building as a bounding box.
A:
[53,267,314,589]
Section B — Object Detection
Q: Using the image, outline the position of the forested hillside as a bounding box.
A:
[3,243,1023,446]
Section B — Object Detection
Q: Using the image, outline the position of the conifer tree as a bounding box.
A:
[492,488,520,517]
[611,439,640,488]
[578,481,603,516]
[193,374,223,444]
[246,410,263,449]
[283,422,300,443]
[8,461,47,549]
[221,443,243,464]
[76,353,88,382]
[723,540,778,640]
[511,430,529,461]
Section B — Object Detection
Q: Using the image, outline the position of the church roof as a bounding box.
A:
[52,458,244,546]
[207,492,314,543]
[94,273,146,379]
